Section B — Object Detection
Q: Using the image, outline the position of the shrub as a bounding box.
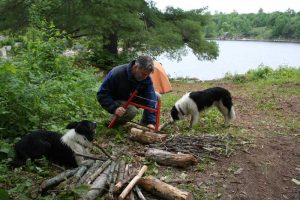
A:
[0,26,104,138]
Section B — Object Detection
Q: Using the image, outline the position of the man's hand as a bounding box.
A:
[115,107,126,117]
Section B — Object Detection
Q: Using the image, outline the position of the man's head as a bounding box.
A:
[132,55,154,81]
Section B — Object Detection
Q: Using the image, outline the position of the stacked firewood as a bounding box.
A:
[41,158,194,200]
[39,122,229,199]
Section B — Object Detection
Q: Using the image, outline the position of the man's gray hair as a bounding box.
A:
[136,55,154,72]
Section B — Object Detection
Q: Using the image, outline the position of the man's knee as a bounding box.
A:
[124,105,138,120]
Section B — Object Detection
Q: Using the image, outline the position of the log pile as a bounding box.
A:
[41,159,193,200]
[38,123,230,199]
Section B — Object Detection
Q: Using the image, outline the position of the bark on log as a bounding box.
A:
[138,176,194,200]
[145,148,197,168]
[77,160,103,185]
[86,159,112,184]
[79,166,111,200]
[129,128,167,144]
[41,167,79,191]
[118,165,148,200]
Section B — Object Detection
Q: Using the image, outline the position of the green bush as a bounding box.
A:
[225,66,300,84]
[0,26,104,138]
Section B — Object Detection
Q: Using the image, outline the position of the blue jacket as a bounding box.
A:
[97,60,157,125]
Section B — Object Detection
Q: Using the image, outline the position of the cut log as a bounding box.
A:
[129,128,167,144]
[41,167,79,191]
[118,165,148,200]
[124,122,152,132]
[79,166,111,200]
[138,176,194,200]
[145,148,197,168]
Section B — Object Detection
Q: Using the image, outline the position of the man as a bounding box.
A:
[97,55,157,129]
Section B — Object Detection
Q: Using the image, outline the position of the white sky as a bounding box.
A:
[152,0,300,14]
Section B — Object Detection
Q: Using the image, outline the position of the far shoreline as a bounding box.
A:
[208,38,300,44]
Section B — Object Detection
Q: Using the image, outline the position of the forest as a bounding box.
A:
[209,9,300,41]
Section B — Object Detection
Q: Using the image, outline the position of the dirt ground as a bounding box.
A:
[110,80,300,200]
[171,81,300,200]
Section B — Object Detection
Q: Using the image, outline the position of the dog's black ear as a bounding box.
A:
[170,106,180,121]
[66,122,79,129]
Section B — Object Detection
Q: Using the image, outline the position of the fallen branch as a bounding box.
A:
[118,165,148,200]
[138,176,194,200]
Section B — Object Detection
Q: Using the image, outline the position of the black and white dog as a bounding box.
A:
[10,120,96,168]
[170,87,236,128]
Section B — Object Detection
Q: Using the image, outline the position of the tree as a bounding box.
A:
[0,0,218,70]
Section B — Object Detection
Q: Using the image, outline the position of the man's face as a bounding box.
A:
[132,65,151,81]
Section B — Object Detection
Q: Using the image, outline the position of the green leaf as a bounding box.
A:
[0,189,9,200]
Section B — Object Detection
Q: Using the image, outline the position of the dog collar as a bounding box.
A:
[178,106,185,116]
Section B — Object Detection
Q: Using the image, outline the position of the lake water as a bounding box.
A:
[157,40,300,80]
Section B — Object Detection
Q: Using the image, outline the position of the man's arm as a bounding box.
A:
[96,72,118,114]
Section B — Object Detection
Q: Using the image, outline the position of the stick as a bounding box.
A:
[118,165,148,200]
[74,152,106,161]
[93,142,113,159]
[134,186,146,200]
[86,159,112,184]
